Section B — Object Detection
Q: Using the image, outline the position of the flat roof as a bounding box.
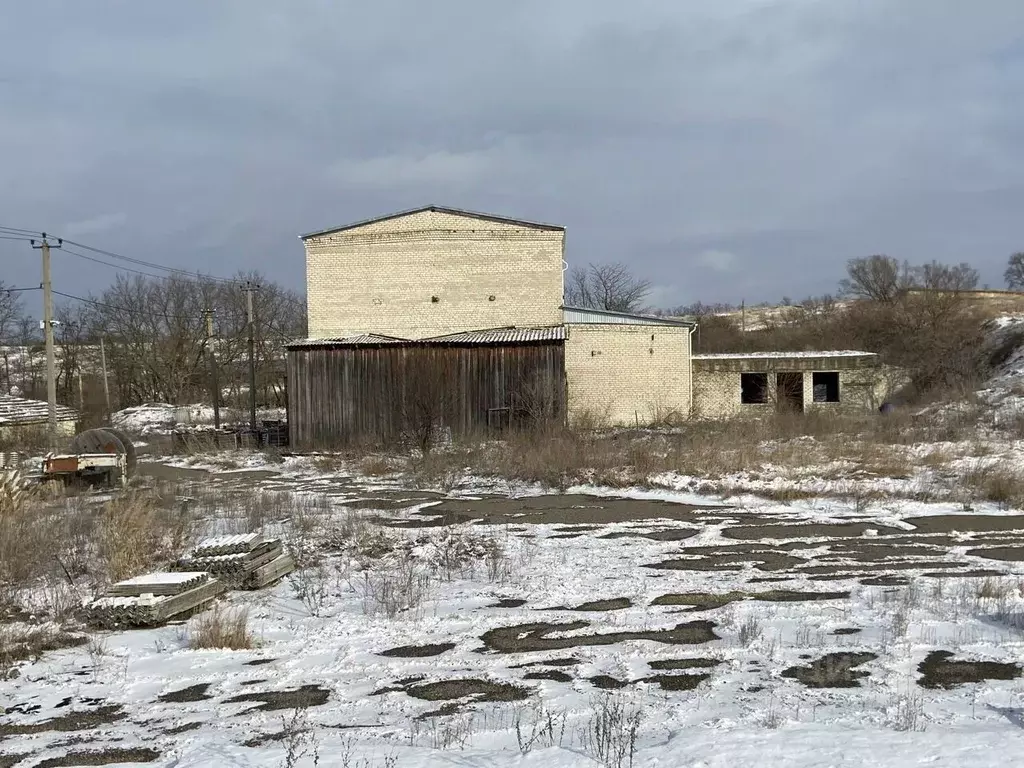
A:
[693,351,876,360]
[563,305,696,327]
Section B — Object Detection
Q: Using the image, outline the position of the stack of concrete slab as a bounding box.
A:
[174,533,295,590]
[85,572,225,628]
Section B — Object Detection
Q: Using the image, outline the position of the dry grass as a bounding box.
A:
[97,490,197,583]
[0,623,85,680]
[187,605,256,650]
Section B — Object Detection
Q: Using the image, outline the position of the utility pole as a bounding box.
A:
[203,308,221,429]
[243,283,259,435]
[31,234,61,449]
[99,336,111,420]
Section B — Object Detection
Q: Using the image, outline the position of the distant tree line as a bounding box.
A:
[0,272,305,421]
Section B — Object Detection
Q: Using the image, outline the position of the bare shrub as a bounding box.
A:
[579,694,643,768]
[359,455,394,477]
[0,623,83,680]
[312,454,346,474]
[359,556,432,619]
[738,616,763,648]
[515,701,568,755]
[282,705,320,768]
[888,689,926,732]
[290,562,334,617]
[187,605,256,650]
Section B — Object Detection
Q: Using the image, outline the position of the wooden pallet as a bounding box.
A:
[246,553,296,589]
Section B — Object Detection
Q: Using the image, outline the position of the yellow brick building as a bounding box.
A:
[291,206,892,445]
[302,206,565,340]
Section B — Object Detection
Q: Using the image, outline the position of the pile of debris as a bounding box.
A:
[174,533,295,590]
[84,572,226,629]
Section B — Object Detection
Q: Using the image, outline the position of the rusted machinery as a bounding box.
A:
[41,426,137,488]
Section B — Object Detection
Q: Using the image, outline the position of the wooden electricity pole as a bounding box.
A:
[99,336,110,420]
[31,234,61,448]
[203,308,221,429]
[243,283,259,434]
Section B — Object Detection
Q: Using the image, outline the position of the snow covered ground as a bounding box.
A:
[3,459,1024,768]
[113,403,287,436]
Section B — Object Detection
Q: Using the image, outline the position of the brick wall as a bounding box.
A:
[304,209,565,339]
[693,366,905,418]
[564,324,692,426]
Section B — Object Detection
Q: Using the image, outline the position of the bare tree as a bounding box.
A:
[1005,253,1024,290]
[0,283,23,345]
[564,263,651,313]
[839,255,913,303]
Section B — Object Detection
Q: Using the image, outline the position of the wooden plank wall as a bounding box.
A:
[287,342,566,448]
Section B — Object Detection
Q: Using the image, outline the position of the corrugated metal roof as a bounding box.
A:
[287,333,407,348]
[286,326,565,349]
[0,394,79,425]
[562,306,695,327]
[423,326,566,344]
[300,204,564,240]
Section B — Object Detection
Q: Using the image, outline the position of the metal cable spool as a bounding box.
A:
[101,427,137,479]
[70,427,126,457]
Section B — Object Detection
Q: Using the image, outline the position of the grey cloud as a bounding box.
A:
[2,0,1023,308]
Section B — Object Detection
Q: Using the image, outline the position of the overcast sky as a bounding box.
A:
[3,0,1023,312]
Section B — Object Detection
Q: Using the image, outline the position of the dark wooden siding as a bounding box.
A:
[287,342,566,449]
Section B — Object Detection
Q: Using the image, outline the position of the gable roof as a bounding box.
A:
[0,394,79,426]
[300,205,564,240]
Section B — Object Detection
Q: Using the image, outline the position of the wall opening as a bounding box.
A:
[776,372,804,412]
[740,373,768,404]
[812,371,840,403]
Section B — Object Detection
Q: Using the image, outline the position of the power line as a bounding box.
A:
[59,237,241,284]
[60,246,182,281]
[52,288,251,325]
[0,225,45,236]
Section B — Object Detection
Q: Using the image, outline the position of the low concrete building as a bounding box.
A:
[691,351,898,418]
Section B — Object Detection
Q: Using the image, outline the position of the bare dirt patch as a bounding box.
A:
[480,620,718,654]
[405,679,531,703]
[523,669,573,682]
[164,722,202,734]
[589,675,628,690]
[905,516,1024,535]
[781,652,877,688]
[157,684,212,703]
[645,552,805,573]
[0,706,124,737]
[511,658,580,669]
[861,576,909,586]
[601,528,700,542]
[650,590,849,611]
[967,547,1024,562]
[244,658,276,666]
[379,642,456,658]
[423,495,724,526]
[646,673,712,691]
[0,754,28,768]
[648,658,722,671]
[224,684,330,712]
[548,598,632,612]
[488,598,527,608]
[723,523,902,541]
[33,748,160,768]
[918,651,1022,689]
